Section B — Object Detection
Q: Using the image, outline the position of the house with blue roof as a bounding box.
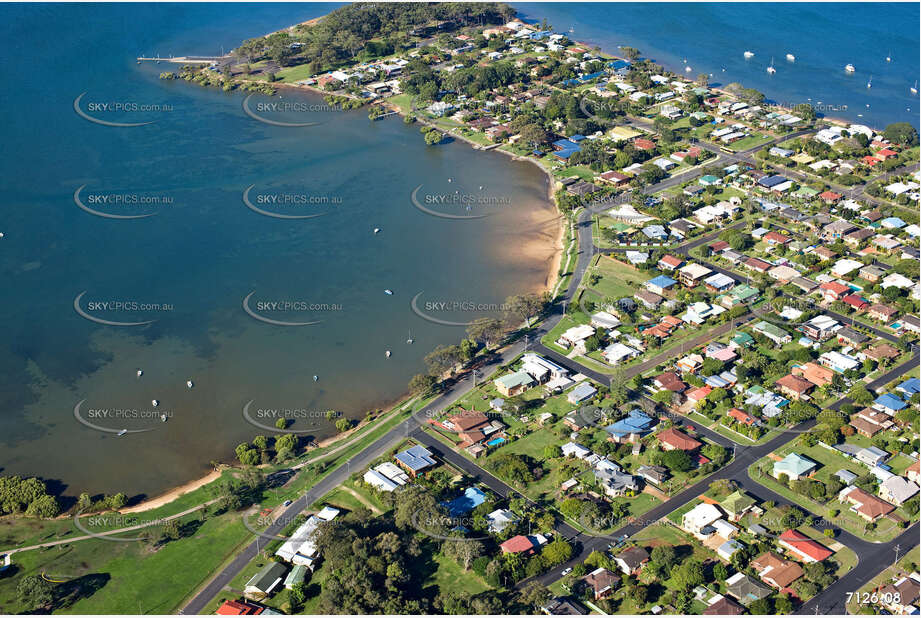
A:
[772,453,818,480]
[880,216,906,229]
[394,444,437,477]
[874,393,907,414]
[757,175,788,189]
[441,486,488,517]
[897,378,920,396]
[605,410,654,443]
[642,224,669,241]
[646,275,678,295]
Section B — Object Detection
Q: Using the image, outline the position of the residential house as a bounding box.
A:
[614,546,650,575]
[394,445,437,478]
[776,374,815,400]
[720,490,757,522]
[868,303,898,323]
[682,502,723,538]
[646,275,678,295]
[244,563,288,601]
[486,508,520,533]
[728,407,758,427]
[656,427,702,452]
[878,576,921,615]
[778,529,833,563]
[634,289,663,310]
[581,567,621,600]
[753,321,792,344]
[879,476,920,506]
[636,465,669,486]
[838,486,895,522]
[658,254,684,271]
[606,410,654,443]
[802,315,840,341]
[494,370,536,397]
[703,596,745,615]
[725,573,772,605]
[217,600,265,615]
[568,382,598,404]
[500,534,547,555]
[772,453,818,480]
[678,263,713,287]
[751,552,803,589]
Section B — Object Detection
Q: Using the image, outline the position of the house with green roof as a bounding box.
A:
[793,186,820,199]
[753,320,792,345]
[495,370,535,397]
[699,174,721,186]
[719,490,757,522]
[719,284,759,308]
[284,564,308,590]
[731,331,755,348]
[772,453,818,481]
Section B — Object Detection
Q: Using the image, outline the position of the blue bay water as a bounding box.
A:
[517,2,920,129]
[0,3,556,497]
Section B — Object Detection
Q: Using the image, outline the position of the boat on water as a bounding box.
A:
[867,75,872,89]
[684,66,692,73]
[151,399,159,407]
[766,58,776,74]
[313,375,318,381]
[385,350,391,358]
[136,369,143,378]
[117,429,128,436]
[911,81,918,95]
[786,53,795,62]
[186,380,194,389]
[160,414,168,422]
[886,51,891,62]
[406,330,414,344]
[384,289,393,295]
[373,227,381,234]
[743,51,754,58]
[845,64,855,73]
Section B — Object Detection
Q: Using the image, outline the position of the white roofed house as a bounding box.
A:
[681,503,724,539]
[879,475,919,506]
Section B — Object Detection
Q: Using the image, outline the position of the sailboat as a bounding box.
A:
[845,64,855,73]
[785,53,795,62]
[886,51,891,62]
[911,81,918,95]
[766,58,776,74]
[385,350,391,358]
[866,75,872,89]
[743,51,754,58]
[406,330,414,344]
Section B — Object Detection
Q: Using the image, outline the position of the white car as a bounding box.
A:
[561,567,573,576]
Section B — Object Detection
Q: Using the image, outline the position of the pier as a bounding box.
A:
[136,55,229,65]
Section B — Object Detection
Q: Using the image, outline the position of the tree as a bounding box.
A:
[848,384,873,406]
[505,293,544,327]
[444,538,484,571]
[235,443,260,466]
[883,122,919,147]
[543,444,562,459]
[17,576,54,611]
[108,492,128,510]
[466,317,506,348]
[670,559,704,590]
[541,539,573,566]
[749,598,773,615]
[650,544,677,572]
[25,494,60,519]
[409,373,438,397]
[335,418,352,433]
[517,581,551,609]
[424,344,461,376]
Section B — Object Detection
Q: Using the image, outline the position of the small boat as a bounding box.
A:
[786,53,795,62]
[447,178,452,183]
[684,66,692,73]
[478,186,483,190]
[385,350,391,358]
[743,51,754,58]
[384,289,393,295]
[886,51,891,62]
[151,399,159,407]
[373,228,381,234]
[406,331,414,344]
[867,75,872,89]
[117,429,128,436]
[313,375,318,381]
[136,369,143,378]
[845,64,855,73]
[683,58,687,63]
[160,414,168,422]
[766,58,776,74]
[911,81,918,95]
[186,380,194,389]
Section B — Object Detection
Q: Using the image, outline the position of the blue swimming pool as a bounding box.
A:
[486,437,507,447]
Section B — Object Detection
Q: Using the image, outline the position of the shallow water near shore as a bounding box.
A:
[0,3,556,497]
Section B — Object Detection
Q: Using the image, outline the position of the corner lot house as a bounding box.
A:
[772,453,817,480]
[495,370,535,396]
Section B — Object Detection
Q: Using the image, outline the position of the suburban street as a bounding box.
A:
[182,120,917,614]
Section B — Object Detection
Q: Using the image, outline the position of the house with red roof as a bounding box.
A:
[763,231,790,245]
[743,257,772,273]
[841,294,868,312]
[598,170,631,186]
[658,254,684,271]
[654,371,687,393]
[818,191,842,204]
[500,534,544,555]
[634,138,656,151]
[728,407,757,427]
[875,148,898,160]
[861,155,880,167]
[819,281,850,302]
[778,529,833,563]
[217,600,265,615]
[709,240,730,253]
[656,427,703,452]
[685,385,712,405]
[776,374,815,400]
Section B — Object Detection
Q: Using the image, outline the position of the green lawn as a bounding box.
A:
[426,552,491,596]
